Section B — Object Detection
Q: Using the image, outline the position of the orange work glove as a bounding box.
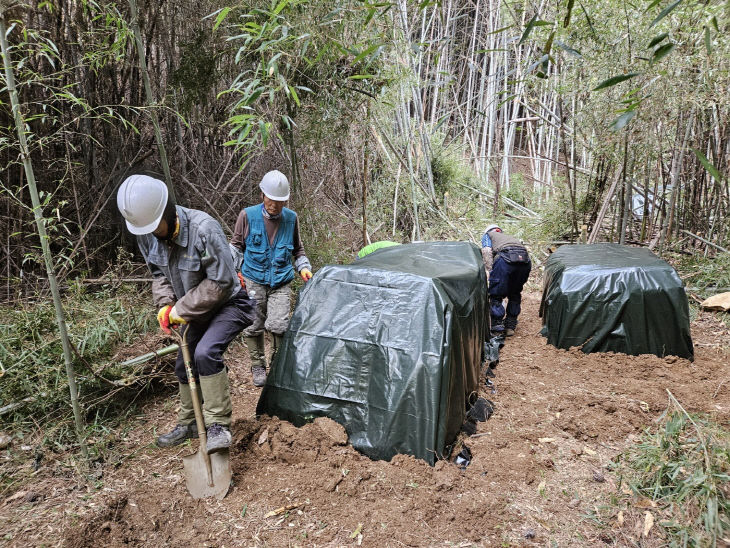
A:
[157,304,187,334]
[157,305,173,334]
[169,305,187,326]
[237,272,246,289]
[300,268,312,282]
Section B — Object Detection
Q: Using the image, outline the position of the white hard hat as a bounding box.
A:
[117,175,169,235]
[259,170,290,201]
[484,223,501,234]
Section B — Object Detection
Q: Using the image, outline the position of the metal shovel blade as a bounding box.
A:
[182,448,232,500]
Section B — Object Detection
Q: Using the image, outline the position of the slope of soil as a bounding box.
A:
[1,292,728,547]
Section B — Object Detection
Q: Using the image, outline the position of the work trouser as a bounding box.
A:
[489,256,531,331]
[174,289,257,383]
[241,278,292,337]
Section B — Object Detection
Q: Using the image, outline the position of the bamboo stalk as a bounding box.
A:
[128,0,175,201]
[120,344,179,367]
[680,230,729,253]
[588,167,624,244]
[0,12,87,457]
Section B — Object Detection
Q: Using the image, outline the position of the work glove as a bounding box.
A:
[300,268,312,282]
[157,304,187,334]
[157,305,173,334]
[237,272,246,289]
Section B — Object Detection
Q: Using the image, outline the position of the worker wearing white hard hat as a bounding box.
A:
[481,223,531,338]
[118,174,256,453]
[230,170,312,387]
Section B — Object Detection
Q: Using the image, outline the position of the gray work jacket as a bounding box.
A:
[137,206,240,322]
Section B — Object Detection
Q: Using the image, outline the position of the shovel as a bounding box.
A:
[173,325,231,500]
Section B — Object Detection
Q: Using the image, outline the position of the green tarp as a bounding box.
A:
[539,243,693,360]
[256,241,489,464]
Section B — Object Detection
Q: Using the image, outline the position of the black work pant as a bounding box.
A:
[175,290,256,383]
[489,256,531,331]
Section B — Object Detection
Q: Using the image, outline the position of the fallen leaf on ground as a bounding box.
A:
[634,497,657,509]
[264,503,301,518]
[643,512,654,537]
[258,428,269,445]
[350,523,363,539]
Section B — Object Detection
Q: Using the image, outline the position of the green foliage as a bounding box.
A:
[514,0,729,132]
[515,189,573,242]
[171,30,219,113]
[0,284,155,448]
[429,138,473,198]
[674,253,730,294]
[504,173,529,206]
[215,0,389,165]
[294,202,362,269]
[614,395,730,546]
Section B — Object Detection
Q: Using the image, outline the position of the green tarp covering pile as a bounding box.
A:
[539,243,693,360]
[257,241,489,464]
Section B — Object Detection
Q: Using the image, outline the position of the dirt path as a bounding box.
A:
[1,291,728,547]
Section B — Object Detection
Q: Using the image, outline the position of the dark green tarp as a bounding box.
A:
[256,241,489,464]
[539,243,693,360]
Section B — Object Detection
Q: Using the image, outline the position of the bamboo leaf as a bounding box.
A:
[647,32,668,48]
[364,7,376,25]
[353,43,379,63]
[644,0,662,11]
[497,94,518,108]
[519,15,551,45]
[272,0,290,15]
[543,30,555,55]
[650,43,675,65]
[556,40,582,57]
[287,84,300,107]
[580,2,598,40]
[609,110,636,131]
[648,0,682,28]
[259,120,270,146]
[703,26,712,55]
[710,16,718,31]
[213,7,231,31]
[692,148,723,182]
[593,72,640,91]
[526,54,550,75]
[487,24,514,35]
[564,0,575,27]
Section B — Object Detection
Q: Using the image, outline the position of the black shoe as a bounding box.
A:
[157,423,198,448]
[251,366,267,387]
[486,366,496,378]
[206,424,232,454]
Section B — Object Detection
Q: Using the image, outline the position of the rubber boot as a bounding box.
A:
[199,371,233,453]
[156,383,200,447]
[245,334,267,387]
[178,381,203,424]
[271,333,284,363]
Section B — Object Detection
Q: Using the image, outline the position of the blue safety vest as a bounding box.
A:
[241,205,296,287]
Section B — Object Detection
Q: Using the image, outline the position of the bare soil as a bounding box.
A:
[1,291,728,547]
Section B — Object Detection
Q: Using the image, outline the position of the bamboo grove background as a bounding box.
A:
[1,0,729,302]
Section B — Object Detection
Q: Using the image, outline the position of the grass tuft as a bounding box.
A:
[613,391,730,547]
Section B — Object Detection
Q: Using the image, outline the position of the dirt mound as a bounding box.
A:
[61,415,494,547]
[2,291,728,547]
